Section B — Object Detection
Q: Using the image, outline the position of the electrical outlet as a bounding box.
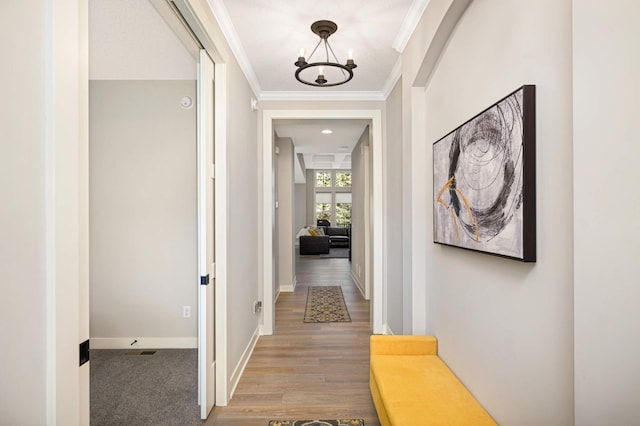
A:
[254,301,262,314]
[183,306,191,318]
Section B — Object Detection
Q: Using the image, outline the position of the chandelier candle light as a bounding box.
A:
[294,20,357,87]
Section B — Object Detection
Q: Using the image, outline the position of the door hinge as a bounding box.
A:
[200,274,210,285]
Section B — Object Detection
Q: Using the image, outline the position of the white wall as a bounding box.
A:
[90,81,198,346]
[1,3,48,422]
[225,59,262,371]
[1,0,88,423]
[384,78,404,334]
[276,137,295,291]
[408,0,574,424]
[573,1,640,423]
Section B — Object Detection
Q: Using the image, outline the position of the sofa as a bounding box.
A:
[319,226,350,248]
[299,235,330,255]
[370,335,496,426]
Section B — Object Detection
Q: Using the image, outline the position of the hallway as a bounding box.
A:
[208,254,379,425]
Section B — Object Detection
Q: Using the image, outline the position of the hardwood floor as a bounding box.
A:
[207,253,380,426]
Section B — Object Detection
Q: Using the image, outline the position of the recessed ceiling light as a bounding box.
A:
[321,129,333,134]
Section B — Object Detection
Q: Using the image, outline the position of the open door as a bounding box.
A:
[197,49,216,419]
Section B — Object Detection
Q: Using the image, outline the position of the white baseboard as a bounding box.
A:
[91,337,197,349]
[351,270,367,299]
[229,325,260,399]
[279,276,297,292]
[383,324,395,335]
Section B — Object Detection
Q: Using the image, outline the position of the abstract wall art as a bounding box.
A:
[433,85,536,262]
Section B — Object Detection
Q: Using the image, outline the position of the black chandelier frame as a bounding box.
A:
[294,20,357,87]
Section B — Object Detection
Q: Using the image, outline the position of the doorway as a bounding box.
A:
[261,109,385,336]
[88,0,226,421]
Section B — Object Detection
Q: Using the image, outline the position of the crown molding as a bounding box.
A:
[208,0,416,102]
[258,90,386,102]
[392,0,431,53]
[208,0,262,95]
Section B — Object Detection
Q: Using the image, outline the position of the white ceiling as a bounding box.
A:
[89,0,196,80]
[89,0,428,182]
[211,0,428,99]
[213,0,428,178]
[274,119,369,181]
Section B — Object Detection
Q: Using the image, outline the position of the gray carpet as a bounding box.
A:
[91,349,203,426]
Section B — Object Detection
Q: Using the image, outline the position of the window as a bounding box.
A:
[335,172,352,187]
[315,171,332,188]
[315,192,332,222]
[335,193,352,227]
[313,170,352,227]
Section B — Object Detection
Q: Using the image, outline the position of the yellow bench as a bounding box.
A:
[369,335,496,426]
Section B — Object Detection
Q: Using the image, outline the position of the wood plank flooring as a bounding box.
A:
[207,253,380,426]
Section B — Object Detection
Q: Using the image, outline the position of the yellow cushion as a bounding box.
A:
[369,336,496,426]
[370,335,437,356]
[308,228,319,236]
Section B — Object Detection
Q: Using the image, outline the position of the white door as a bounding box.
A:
[197,49,216,419]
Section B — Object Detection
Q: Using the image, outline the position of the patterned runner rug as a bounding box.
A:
[269,420,364,426]
[303,286,352,323]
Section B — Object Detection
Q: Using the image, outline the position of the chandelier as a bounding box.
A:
[294,20,357,87]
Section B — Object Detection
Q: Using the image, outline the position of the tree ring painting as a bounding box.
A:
[433,85,536,262]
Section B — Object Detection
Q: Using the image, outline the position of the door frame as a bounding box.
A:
[261,109,385,335]
[156,0,230,406]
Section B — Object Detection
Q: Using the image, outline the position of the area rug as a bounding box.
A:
[269,420,364,426]
[320,248,350,259]
[303,286,352,323]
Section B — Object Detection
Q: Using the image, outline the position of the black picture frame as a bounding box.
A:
[432,85,536,262]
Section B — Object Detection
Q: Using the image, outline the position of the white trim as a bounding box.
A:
[412,0,471,88]
[383,324,395,335]
[363,143,371,301]
[279,276,297,293]
[207,0,262,96]
[91,337,198,349]
[45,1,84,422]
[258,91,386,102]
[148,0,201,59]
[171,0,224,63]
[262,109,385,336]
[392,0,431,53]
[351,270,366,299]
[229,326,260,399]
[214,62,230,407]
[170,1,231,407]
[279,283,295,292]
[371,113,385,335]
[262,114,275,335]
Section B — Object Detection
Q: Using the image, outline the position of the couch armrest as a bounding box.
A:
[370,335,438,356]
